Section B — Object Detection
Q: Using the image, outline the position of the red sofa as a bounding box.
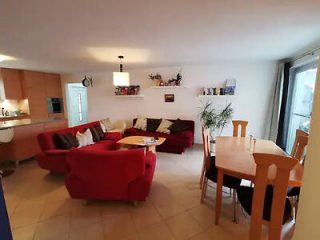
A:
[65,148,156,201]
[124,118,195,154]
[36,121,122,173]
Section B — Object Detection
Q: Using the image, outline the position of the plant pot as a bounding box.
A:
[210,140,216,154]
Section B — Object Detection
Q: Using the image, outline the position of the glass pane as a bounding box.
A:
[286,65,317,153]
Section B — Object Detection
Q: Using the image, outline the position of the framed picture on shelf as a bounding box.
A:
[164,94,174,102]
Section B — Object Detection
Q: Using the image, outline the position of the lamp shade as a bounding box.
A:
[113,72,130,86]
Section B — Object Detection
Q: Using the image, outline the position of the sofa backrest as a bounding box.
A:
[73,121,100,133]
[37,121,101,151]
[66,148,146,195]
[37,128,76,151]
[133,118,195,134]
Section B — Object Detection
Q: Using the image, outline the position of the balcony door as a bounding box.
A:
[286,61,318,153]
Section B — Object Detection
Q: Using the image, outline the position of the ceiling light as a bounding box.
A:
[0,54,15,62]
[113,56,130,86]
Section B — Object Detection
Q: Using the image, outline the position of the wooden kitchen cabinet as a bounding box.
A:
[45,73,62,98]
[44,119,67,132]
[0,68,23,100]
[21,70,48,120]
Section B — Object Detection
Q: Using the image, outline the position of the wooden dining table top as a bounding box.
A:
[215,136,304,187]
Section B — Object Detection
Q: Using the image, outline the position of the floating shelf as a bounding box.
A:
[114,95,144,98]
[198,95,236,98]
[150,86,190,89]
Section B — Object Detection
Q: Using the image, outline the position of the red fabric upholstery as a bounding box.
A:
[65,149,156,201]
[124,118,194,154]
[36,121,121,173]
[104,132,123,141]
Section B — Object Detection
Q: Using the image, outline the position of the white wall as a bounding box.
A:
[62,63,277,143]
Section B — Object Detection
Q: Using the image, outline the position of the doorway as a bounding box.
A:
[66,83,88,127]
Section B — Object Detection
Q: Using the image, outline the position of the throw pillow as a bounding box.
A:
[94,124,105,140]
[146,118,161,132]
[101,118,113,131]
[99,121,106,132]
[89,127,101,142]
[53,134,72,149]
[156,119,173,134]
[65,133,79,148]
[169,119,189,134]
[76,131,88,147]
[84,128,94,145]
[134,116,147,131]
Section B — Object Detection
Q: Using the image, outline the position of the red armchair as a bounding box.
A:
[65,148,156,201]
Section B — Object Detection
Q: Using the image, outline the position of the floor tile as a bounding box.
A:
[138,221,175,240]
[165,211,204,240]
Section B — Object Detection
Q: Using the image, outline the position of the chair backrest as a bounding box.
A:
[232,120,248,137]
[250,153,298,240]
[201,126,211,171]
[290,129,309,163]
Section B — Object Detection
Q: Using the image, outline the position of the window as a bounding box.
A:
[286,61,318,153]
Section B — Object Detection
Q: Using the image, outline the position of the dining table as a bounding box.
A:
[214,136,304,225]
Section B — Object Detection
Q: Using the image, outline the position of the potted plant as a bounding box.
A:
[199,101,234,150]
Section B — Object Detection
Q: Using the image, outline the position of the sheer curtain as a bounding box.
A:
[265,63,285,142]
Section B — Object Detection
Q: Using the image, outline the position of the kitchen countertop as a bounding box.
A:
[0,115,30,121]
[0,118,67,130]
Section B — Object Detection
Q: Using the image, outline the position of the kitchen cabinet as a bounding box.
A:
[0,68,23,100]
[0,119,67,163]
[45,73,62,98]
[21,70,48,120]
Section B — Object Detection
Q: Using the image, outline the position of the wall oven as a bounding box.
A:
[47,98,63,114]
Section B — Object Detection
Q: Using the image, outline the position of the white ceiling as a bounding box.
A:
[0,0,319,73]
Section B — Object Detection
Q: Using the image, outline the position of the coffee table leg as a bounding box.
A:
[215,169,224,225]
[147,145,156,153]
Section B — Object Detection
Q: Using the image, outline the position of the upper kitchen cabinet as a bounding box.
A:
[0,68,23,100]
[45,73,62,98]
[21,70,48,120]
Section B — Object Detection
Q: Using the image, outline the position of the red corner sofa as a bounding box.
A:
[124,118,195,154]
[65,148,156,201]
[36,121,122,174]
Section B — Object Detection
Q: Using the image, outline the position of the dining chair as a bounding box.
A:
[232,120,248,137]
[287,129,309,219]
[236,153,298,240]
[200,126,207,189]
[200,127,241,222]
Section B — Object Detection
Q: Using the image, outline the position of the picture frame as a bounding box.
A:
[164,94,174,102]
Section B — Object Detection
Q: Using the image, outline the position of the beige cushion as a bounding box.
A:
[76,129,94,147]
[76,131,88,147]
[100,118,113,132]
[156,119,173,134]
[134,116,147,131]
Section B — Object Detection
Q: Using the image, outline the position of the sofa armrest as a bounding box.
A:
[43,149,69,156]
[145,151,156,167]
[174,130,193,138]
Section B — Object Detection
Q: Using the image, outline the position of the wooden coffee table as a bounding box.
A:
[117,136,166,153]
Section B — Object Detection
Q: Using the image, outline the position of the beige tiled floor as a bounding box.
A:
[3,144,294,239]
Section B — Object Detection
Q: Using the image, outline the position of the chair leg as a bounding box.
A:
[200,177,208,203]
[232,189,238,223]
[200,162,205,189]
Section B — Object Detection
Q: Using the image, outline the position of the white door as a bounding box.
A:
[66,83,88,127]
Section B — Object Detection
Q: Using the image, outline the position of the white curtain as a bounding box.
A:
[265,63,284,141]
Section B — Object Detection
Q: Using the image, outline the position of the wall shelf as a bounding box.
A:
[114,95,144,98]
[150,86,190,89]
[198,95,236,98]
